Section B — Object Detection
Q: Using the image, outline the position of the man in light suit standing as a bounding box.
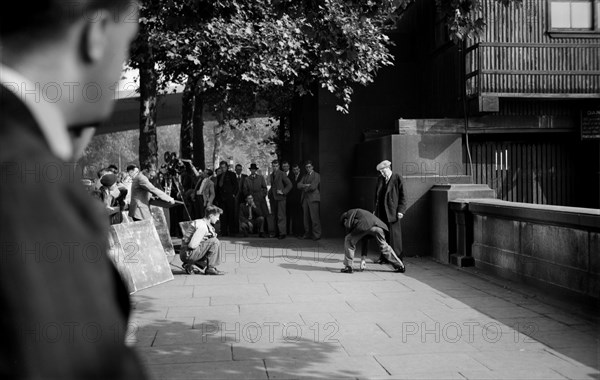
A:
[298,160,321,240]
[129,162,175,221]
[374,159,407,264]
[268,159,293,239]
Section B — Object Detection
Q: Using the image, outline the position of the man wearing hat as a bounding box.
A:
[374,160,407,265]
[215,160,239,236]
[99,173,128,225]
[268,159,292,239]
[339,208,406,273]
[242,164,269,233]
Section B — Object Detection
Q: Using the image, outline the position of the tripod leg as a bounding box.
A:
[173,179,193,221]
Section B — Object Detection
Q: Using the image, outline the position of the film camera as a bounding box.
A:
[161,151,186,178]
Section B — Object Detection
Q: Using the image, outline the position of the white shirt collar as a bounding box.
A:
[0,64,72,160]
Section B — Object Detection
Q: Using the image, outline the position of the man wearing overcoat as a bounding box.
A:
[268,159,292,239]
[374,160,407,261]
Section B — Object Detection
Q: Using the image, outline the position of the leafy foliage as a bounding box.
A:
[436,0,522,43]
[127,0,522,165]
[78,118,276,178]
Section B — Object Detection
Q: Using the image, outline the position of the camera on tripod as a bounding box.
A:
[161,151,185,178]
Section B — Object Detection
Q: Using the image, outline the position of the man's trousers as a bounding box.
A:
[180,237,221,268]
[344,226,400,267]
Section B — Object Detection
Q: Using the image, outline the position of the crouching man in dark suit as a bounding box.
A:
[339,209,406,274]
[239,194,265,237]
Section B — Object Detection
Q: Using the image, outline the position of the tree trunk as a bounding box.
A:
[277,114,291,161]
[180,77,194,161]
[138,42,159,167]
[192,91,205,170]
[212,122,222,170]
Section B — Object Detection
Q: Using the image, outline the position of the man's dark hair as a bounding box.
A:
[204,205,223,217]
[272,159,279,165]
[219,160,228,167]
[281,161,289,166]
[126,164,138,172]
[235,164,242,169]
[305,160,313,167]
[1,0,133,45]
[107,164,119,173]
[292,163,300,169]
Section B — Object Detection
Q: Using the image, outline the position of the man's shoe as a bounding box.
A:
[340,266,353,274]
[393,263,406,273]
[359,260,367,272]
[278,235,286,240]
[205,267,225,275]
[183,264,195,275]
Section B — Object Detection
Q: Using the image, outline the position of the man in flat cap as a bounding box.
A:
[340,208,406,273]
[0,1,145,378]
[374,160,407,267]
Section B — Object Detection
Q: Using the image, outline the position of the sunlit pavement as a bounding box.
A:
[130,237,599,380]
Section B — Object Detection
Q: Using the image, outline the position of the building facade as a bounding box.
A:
[288,0,600,240]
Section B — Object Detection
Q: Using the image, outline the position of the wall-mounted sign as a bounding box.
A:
[581,108,600,140]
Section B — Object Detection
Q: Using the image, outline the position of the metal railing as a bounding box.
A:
[465,42,600,97]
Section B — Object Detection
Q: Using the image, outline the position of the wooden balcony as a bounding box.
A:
[465,42,600,112]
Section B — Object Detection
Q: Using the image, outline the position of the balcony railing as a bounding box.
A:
[465,42,600,98]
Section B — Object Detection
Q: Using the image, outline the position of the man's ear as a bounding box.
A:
[80,14,110,63]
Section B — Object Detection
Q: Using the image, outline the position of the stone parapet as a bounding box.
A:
[459,199,600,301]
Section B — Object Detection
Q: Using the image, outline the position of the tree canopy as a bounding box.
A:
[129,0,520,165]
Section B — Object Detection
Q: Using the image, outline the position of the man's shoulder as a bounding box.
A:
[134,172,148,183]
[391,172,404,182]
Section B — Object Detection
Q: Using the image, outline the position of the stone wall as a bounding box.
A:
[465,199,600,300]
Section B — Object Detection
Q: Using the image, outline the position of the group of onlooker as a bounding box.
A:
[88,157,323,242]
[89,164,138,225]
[174,159,322,241]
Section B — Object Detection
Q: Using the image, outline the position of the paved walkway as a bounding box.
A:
[130,237,599,380]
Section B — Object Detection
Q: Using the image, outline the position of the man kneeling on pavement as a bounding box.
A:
[340,208,406,274]
[239,194,265,237]
[180,205,225,275]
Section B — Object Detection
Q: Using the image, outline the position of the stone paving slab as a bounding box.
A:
[265,355,389,379]
[210,294,293,306]
[146,360,269,380]
[137,343,232,365]
[374,352,491,374]
[458,368,568,380]
[130,237,600,379]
